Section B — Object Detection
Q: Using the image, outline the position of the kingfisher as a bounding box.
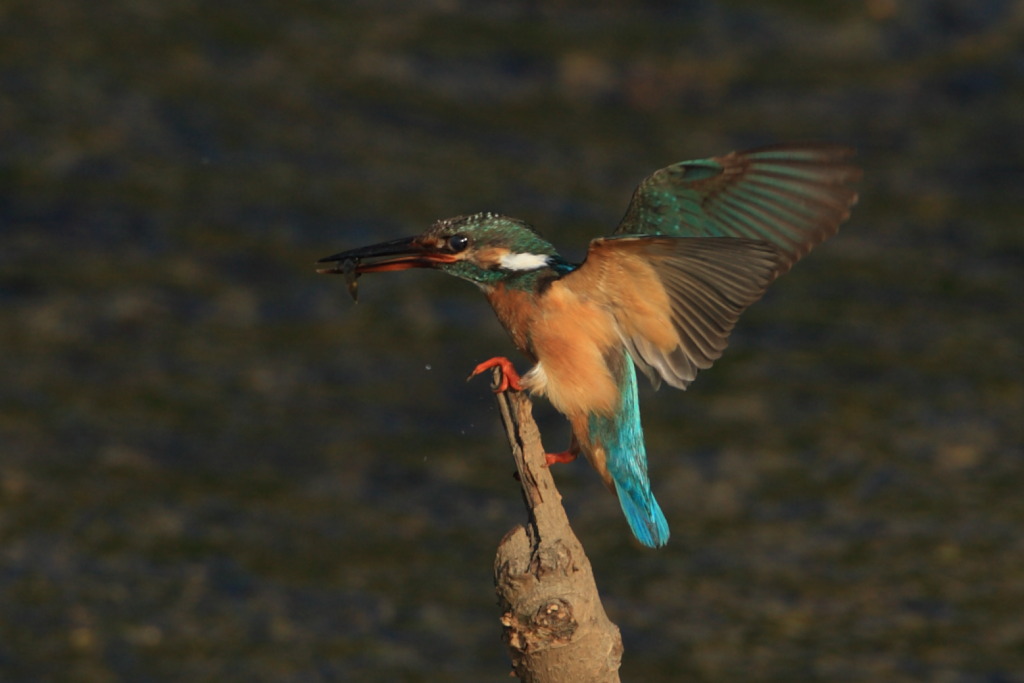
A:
[318,144,860,548]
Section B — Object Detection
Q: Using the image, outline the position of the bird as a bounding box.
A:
[318,143,860,548]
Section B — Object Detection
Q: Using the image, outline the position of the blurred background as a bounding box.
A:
[2,1,1023,680]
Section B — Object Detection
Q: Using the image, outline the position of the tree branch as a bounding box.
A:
[491,369,623,682]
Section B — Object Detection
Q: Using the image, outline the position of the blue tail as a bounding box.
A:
[613,478,670,548]
[589,353,671,548]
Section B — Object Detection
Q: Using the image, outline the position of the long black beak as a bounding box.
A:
[317,235,459,301]
[318,236,429,274]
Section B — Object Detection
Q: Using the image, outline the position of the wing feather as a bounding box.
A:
[615,143,860,275]
[562,236,781,390]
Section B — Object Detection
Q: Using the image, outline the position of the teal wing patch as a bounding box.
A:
[614,143,861,275]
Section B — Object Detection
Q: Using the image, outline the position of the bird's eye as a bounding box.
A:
[447,234,469,252]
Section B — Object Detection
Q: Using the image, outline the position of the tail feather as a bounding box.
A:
[589,352,671,548]
[613,479,670,548]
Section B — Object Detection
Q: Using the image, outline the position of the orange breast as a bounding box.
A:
[486,281,622,419]
[523,281,622,420]
[485,280,624,489]
[485,284,537,359]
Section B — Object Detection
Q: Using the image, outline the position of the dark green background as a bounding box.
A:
[3,1,1023,680]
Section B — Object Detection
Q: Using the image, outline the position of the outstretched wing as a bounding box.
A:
[615,144,860,275]
[562,236,781,390]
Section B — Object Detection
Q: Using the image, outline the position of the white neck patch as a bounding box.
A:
[499,252,550,271]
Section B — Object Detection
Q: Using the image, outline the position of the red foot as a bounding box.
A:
[468,356,523,393]
[544,449,578,467]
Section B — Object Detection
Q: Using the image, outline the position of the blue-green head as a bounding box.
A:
[318,212,570,295]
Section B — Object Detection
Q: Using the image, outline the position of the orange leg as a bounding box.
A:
[468,356,523,393]
[544,449,579,467]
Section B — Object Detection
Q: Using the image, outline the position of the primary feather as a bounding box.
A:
[615,143,861,275]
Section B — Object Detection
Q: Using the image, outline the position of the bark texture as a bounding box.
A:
[492,370,622,682]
